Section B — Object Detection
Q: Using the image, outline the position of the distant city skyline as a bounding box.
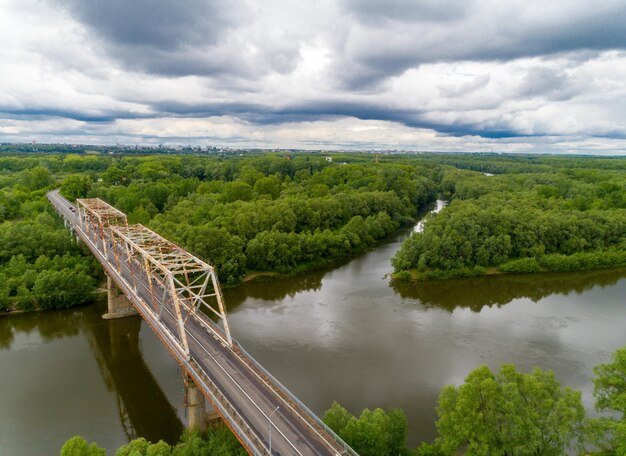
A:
[2,0,626,154]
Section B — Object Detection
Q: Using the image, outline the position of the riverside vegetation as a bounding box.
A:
[2,151,626,312]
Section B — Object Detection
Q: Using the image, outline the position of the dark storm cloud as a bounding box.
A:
[150,98,419,125]
[0,107,148,123]
[50,0,626,99]
[480,8,626,62]
[53,0,250,76]
[336,1,626,88]
[58,0,240,48]
[149,98,525,138]
[342,0,472,24]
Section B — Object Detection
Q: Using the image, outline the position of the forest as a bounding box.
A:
[1,150,626,310]
[393,154,626,279]
[0,151,437,311]
[0,158,102,312]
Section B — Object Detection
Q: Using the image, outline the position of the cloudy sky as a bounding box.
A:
[2,0,626,153]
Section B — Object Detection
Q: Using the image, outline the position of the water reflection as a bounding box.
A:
[85,310,183,444]
[0,303,182,455]
[392,268,626,312]
[224,269,325,308]
[227,215,626,448]
[0,308,81,349]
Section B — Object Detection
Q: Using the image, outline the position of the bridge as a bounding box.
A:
[48,190,357,456]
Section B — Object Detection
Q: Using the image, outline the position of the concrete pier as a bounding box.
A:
[103,274,137,319]
[206,408,222,429]
[186,375,207,432]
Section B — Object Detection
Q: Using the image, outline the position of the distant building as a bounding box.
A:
[325,156,333,162]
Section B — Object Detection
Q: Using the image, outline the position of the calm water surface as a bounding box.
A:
[1,202,625,453]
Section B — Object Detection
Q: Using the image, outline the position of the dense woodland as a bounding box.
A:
[393,154,626,279]
[0,151,437,310]
[0,158,101,312]
[2,150,626,307]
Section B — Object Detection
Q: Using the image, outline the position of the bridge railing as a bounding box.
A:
[184,358,268,456]
[236,343,359,456]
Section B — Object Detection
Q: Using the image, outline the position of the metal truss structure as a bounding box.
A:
[77,198,127,256]
[109,224,233,351]
[76,197,232,353]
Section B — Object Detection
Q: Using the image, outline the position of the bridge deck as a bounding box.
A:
[48,190,356,456]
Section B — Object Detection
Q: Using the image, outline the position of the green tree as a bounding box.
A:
[591,346,626,454]
[61,428,245,456]
[116,437,172,456]
[322,401,411,456]
[129,206,153,225]
[60,436,105,456]
[183,225,246,285]
[32,270,95,309]
[323,401,352,434]
[434,364,585,456]
[102,166,127,186]
[172,429,246,456]
[61,175,92,200]
[223,181,255,202]
[253,175,282,199]
[25,166,53,190]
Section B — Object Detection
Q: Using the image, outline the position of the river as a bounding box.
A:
[1,202,625,454]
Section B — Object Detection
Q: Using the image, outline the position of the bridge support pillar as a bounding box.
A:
[206,407,222,429]
[186,375,208,432]
[103,274,137,320]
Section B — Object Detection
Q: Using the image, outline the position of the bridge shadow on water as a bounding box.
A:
[84,303,184,444]
[0,301,183,445]
[391,267,626,312]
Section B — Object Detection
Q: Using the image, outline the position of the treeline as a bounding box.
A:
[423,152,626,175]
[394,156,626,279]
[5,149,626,304]
[392,267,626,312]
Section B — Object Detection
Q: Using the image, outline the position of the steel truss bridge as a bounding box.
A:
[48,190,357,456]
